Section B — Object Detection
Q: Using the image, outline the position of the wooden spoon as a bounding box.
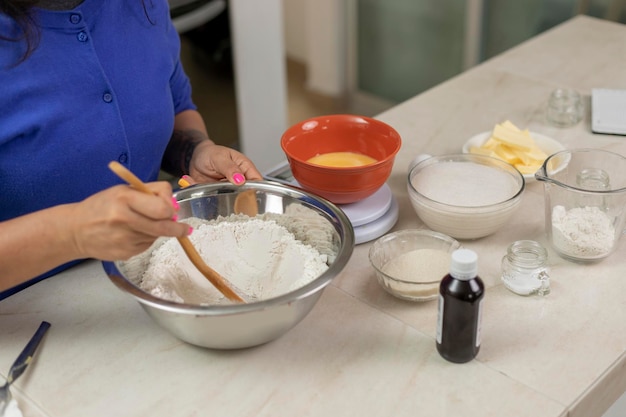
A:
[108,161,246,303]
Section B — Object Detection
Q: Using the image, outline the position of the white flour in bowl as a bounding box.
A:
[137,218,330,305]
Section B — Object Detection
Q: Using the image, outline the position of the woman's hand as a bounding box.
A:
[68,182,191,261]
[164,109,263,185]
[189,141,263,185]
[0,181,190,290]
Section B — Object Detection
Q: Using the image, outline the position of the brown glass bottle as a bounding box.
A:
[436,249,484,363]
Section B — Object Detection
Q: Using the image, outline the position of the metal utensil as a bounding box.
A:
[108,161,247,303]
[0,321,51,415]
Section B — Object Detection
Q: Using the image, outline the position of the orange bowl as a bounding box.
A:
[280,115,402,204]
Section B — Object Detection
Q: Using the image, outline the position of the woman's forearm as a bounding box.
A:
[0,204,80,291]
[161,110,214,177]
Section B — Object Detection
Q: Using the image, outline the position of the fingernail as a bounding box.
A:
[172,214,178,221]
[233,173,245,185]
[187,226,194,235]
[178,177,191,188]
[171,197,180,210]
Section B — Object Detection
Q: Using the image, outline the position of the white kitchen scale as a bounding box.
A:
[264,161,399,244]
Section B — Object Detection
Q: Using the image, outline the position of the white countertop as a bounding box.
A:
[2,15,626,417]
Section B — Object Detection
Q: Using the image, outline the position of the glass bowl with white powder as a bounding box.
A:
[407,154,525,240]
[103,181,354,350]
[369,229,461,301]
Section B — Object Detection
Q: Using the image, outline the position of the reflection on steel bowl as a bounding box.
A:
[103,181,354,349]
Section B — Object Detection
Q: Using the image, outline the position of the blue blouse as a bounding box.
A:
[0,0,196,297]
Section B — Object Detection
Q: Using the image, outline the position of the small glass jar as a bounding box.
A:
[501,240,550,296]
[546,88,583,128]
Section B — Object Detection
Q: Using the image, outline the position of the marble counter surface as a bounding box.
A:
[2,15,626,417]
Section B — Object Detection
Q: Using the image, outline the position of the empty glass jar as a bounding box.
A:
[501,240,550,296]
[546,88,583,128]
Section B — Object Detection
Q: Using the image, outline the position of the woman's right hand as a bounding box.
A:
[67,181,191,261]
[0,181,191,291]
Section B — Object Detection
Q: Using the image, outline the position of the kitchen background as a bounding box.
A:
[174,0,625,153]
[170,1,625,415]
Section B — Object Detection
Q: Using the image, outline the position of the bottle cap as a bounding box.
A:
[450,249,478,281]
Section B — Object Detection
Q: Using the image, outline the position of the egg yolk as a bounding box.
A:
[307,152,378,167]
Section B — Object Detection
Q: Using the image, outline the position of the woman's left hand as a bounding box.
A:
[171,110,263,185]
[189,141,263,185]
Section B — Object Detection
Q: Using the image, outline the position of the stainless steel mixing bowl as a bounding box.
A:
[103,181,354,349]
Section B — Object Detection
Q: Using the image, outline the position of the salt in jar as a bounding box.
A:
[501,240,550,296]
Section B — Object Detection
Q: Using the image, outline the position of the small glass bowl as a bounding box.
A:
[369,229,460,302]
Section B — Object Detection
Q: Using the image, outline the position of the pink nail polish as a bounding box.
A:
[171,197,180,210]
[182,175,192,180]
[233,173,245,185]
[187,226,194,235]
[172,214,178,221]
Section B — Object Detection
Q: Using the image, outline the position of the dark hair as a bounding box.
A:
[0,0,40,64]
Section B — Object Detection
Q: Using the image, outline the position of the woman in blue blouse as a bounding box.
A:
[0,0,263,296]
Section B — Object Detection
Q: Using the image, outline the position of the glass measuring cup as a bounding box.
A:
[535,148,626,263]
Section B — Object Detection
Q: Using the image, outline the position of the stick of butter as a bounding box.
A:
[469,121,547,174]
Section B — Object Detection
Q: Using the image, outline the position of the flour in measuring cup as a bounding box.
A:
[551,205,615,258]
[138,218,330,305]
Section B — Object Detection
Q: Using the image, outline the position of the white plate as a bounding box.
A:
[462,131,565,181]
